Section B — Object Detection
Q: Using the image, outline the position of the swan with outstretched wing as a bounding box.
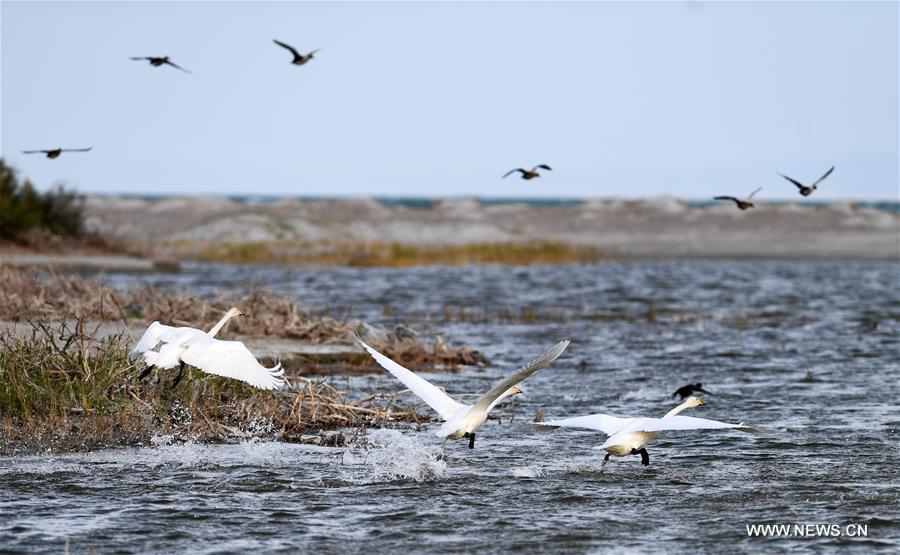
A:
[131,307,284,390]
[357,335,569,448]
[532,397,766,470]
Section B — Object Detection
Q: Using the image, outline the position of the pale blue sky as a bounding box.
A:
[1,1,897,199]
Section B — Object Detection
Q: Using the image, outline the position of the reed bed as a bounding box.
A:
[0,265,486,368]
[0,316,431,455]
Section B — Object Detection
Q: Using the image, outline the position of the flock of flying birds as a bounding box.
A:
[130,308,766,471]
[17,40,832,205]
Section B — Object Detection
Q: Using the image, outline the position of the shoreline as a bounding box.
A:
[2,249,896,272]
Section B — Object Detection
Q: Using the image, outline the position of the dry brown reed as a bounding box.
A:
[0,265,486,368]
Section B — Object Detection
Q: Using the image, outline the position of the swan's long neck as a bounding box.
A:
[206,311,236,337]
[663,399,695,418]
[486,388,518,412]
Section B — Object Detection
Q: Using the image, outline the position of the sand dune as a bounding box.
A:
[83,195,899,260]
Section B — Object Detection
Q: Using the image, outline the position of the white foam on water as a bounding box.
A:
[619,387,661,401]
[510,465,544,478]
[340,429,447,483]
[142,440,328,470]
[150,434,175,447]
[6,509,126,541]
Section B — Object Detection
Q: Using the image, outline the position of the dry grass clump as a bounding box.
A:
[175,240,603,267]
[0,266,487,368]
[0,316,430,455]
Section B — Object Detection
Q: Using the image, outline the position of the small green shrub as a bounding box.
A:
[0,159,84,240]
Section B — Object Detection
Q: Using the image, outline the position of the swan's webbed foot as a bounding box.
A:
[171,363,185,389]
[630,448,650,466]
[468,432,476,449]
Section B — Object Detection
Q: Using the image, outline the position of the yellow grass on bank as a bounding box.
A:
[169,240,603,267]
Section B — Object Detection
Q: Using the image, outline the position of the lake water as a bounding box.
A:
[2,260,899,552]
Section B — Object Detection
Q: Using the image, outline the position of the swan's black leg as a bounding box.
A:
[468,432,476,449]
[638,448,650,466]
[171,363,185,389]
[599,452,611,472]
[137,366,152,382]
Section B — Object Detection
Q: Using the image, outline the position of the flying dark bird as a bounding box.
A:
[273,40,320,65]
[130,56,192,73]
[21,147,92,159]
[778,166,834,197]
[672,383,710,400]
[502,164,552,180]
[714,187,761,210]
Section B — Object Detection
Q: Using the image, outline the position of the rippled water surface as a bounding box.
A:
[3,260,899,553]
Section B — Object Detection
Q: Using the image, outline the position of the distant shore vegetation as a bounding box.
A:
[0,159,84,242]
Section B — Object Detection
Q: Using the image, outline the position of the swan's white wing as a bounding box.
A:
[356,335,466,421]
[471,339,570,413]
[537,414,631,436]
[130,321,175,361]
[180,337,285,390]
[632,415,765,435]
[139,327,207,369]
[158,326,202,345]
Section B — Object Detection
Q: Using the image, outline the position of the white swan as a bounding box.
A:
[357,335,570,448]
[130,307,285,390]
[536,397,764,470]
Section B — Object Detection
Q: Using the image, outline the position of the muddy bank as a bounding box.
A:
[0,253,180,273]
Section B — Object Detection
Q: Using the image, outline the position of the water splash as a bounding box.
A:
[511,465,544,478]
[619,387,663,401]
[340,429,447,483]
[150,434,175,447]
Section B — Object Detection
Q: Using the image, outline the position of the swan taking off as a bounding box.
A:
[356,335,570,449]
[130,307,285,390]
[535,397,764,470]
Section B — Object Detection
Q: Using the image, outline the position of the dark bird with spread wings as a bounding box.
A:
[22,147,92,159]
[714,187,762,210]
[778,166,834,197]
[130,56,192,74]
[273,39,321,65]
[502,164,552,180]
[672,383,710,400]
